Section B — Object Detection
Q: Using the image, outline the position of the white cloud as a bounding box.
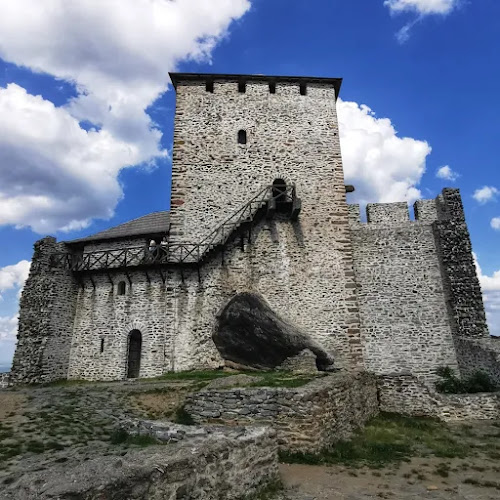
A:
[0,0,251,233]
[474,253,500,336]
[0,260,30,299]
[473,186,499,205]
[384,0,460,42]
[338,99,431,205]
[385,0,459,15]
[0,315,18,343]
[491,217,500,231]
[436,165,459,181]
[0,314,18,370]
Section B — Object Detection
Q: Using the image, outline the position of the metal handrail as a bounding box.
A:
[51,183,296,272]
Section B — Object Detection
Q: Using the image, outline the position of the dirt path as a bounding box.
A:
[280,458,500,499]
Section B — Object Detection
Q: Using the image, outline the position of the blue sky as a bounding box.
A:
[0,0,499,370]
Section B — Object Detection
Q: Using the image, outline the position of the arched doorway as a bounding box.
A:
[127,330,142,378]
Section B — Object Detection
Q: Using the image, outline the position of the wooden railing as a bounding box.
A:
[51,183,300,272]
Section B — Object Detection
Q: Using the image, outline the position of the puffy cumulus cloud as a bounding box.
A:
[0,314,18,370]
[473,253,500,336]
[337,99,431,206]
[384,0,461,43]
[0,0,251,233]
[473,186,499,205]
[0,84,152,233]
[384,0,459,15]
[436,165,459,181]
[0,260,30,299]
[0,315,18,343]
[491,217,500,231]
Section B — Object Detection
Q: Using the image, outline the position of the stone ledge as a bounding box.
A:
[184,372,379,453]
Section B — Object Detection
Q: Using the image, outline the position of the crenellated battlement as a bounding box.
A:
[349,188,466,227]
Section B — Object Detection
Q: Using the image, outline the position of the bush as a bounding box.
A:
[435,367,497,394]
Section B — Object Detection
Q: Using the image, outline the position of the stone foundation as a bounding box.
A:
[184,372,378,452]
[379,374,500,421]
[2,425,278,500]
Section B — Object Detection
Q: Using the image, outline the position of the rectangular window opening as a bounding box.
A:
[206,80,214,93]
[269,82,276,94]
[300,83,307,96]
[238,81,246,93]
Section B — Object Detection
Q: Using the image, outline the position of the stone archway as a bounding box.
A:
[127,329,142,378]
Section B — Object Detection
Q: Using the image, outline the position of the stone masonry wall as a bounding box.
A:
[349,200,458,382]
[2,426,279,500]
[434,188,490,341]
[168,77,363,370]
[0,373,10,389]
[184,372,378,453]
[10,238,78,384]
[379,374,500,421]
[454,337,500,385]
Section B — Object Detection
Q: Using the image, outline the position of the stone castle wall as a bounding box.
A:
[454,337,500,384]
[10,238,78,384]
[349,200,459,381]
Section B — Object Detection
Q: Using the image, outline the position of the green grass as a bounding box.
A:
[248,372,321,388]
[151,370,236,382]
[150,370,323,388]
[279,413,469,468]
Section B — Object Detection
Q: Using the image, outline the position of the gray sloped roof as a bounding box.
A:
[67,211,170,244]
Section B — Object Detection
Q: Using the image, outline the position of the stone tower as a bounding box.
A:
[167,73,364,369]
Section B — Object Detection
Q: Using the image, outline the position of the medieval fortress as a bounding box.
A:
[9,73,500,387]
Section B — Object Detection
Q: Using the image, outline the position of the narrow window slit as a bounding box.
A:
[269,82,276,94]
[238,130,247,145]
[238,80,246,93]
[206,80,214,93]
[300,83,307,96]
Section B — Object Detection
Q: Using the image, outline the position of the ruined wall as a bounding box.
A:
[184,372,378,453]
[433,189,490,341]
[168,77,363,370]
[3,426,279,500]
[10,237,78,384]
[349,201,458,381]
[379,374,500,421]
[0,373,10,389]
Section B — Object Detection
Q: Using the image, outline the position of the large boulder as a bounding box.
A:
[213,292,336,372]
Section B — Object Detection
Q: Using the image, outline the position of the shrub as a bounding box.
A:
[435,367,497,394]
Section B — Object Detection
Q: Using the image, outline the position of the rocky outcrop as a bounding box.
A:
[213,292,336,371]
